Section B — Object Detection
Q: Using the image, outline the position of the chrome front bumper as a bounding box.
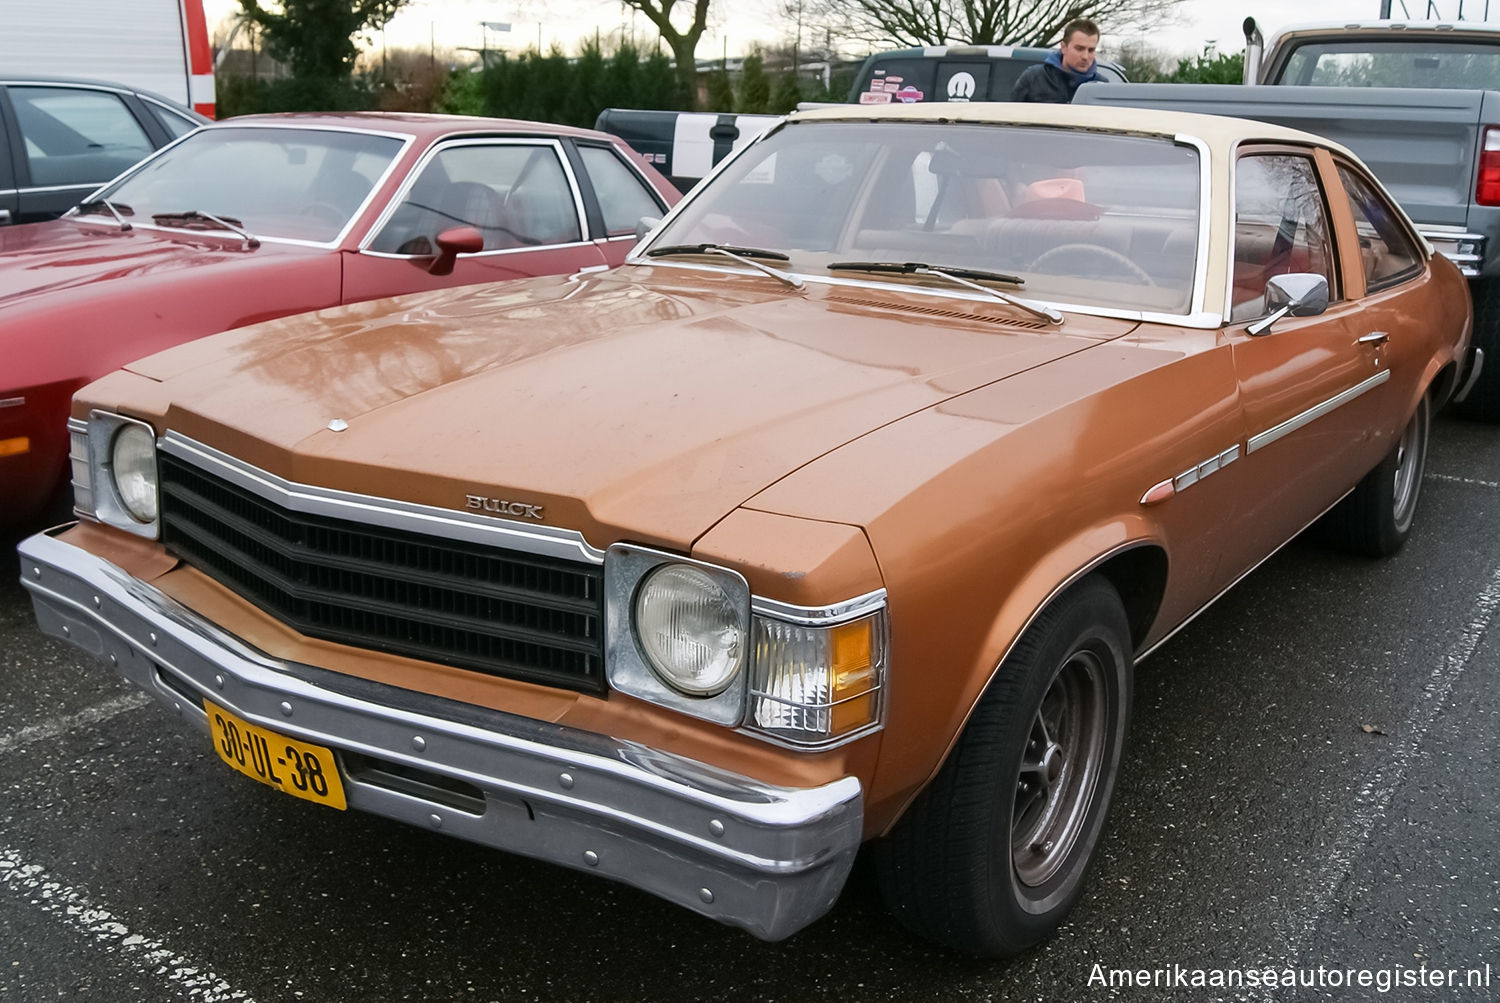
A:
[17,529,863,941]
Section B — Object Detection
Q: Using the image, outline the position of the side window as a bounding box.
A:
[370,143,580,254]
[145,101,201,140]
[1337,164,1423,293]
[1231,154,1336,323]
[10,87,154,187]
[578,145,663,236]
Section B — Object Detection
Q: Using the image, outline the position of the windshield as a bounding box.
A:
[93,126,404,242]
[650,121,1201,314]
[1278,40,1500,88]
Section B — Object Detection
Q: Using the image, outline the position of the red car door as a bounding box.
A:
[341,137,607,303]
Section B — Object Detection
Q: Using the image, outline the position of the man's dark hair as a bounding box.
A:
[1062,18,1100,43]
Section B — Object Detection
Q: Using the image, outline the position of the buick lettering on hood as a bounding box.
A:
[18,104,1474,955]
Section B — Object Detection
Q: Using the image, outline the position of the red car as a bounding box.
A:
[0,112,678,523]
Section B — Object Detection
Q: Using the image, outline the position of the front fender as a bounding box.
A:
[866,513,1168,837]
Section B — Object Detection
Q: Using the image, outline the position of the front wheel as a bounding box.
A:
[874,577,1132,956]
[1322,393,1430,557]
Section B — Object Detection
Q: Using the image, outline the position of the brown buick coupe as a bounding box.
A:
[18,104,1475,956]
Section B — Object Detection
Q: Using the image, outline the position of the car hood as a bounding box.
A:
[126,266,1137,549]
[0,220,308,305]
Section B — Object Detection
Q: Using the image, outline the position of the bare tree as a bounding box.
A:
[617,0,713,108]
[806,0,1177,49]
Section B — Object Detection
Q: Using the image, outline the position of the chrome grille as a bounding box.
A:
[158,452,604,692]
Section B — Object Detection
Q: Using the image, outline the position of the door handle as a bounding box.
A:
[1358,331,1389,346]
[0,209,11,225]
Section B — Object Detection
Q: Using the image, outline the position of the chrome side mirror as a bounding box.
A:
[1247,273,1329,336]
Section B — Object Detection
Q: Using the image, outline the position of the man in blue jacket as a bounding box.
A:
[1011,19,1100,103]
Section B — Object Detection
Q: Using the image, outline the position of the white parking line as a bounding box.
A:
[1427,472,1500,489]
[0,847,256,1001]
[0,693,150,756]
[1259,565,1500,995]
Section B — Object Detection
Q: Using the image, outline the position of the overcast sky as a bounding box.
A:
[201,1,1476,63]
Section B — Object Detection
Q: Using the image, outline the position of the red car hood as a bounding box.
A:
[0,219,312,306]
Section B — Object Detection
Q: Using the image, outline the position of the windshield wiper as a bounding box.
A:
[646,242,789,261]
[828,260,1062,325]
[76,199,133,231]
[151,210,260,249]
[646,242,803,290]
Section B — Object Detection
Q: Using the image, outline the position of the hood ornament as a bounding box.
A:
[327,419,349,432]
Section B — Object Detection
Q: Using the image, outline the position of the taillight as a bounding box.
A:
[1477,126,1500,205]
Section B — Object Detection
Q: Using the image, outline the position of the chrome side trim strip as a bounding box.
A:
[159,432,607,565]
[1246,370,1390,455]
[1170,443,1241,495]
[1172,132,1213,319]
[15,182,100,194]
[358,238,600,262]
[751,589,888,626]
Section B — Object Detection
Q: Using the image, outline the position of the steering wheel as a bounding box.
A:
[1029,244,1156,286]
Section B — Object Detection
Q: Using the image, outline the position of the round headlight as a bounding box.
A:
[111,424,158,523]
[634,564,745,696]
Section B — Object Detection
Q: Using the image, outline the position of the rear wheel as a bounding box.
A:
[1323,393,1430,557]
[874,577,1132,956]
[1455,278,1500,422]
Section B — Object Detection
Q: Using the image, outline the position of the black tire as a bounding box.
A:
[1456,278,1500,422]
[874,576,1132,957]
[1322,393,1430,557]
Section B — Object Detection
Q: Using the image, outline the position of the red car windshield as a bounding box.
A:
[92,126,404,243]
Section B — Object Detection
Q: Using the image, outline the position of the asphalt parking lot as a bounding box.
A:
[1,410,1497,1003]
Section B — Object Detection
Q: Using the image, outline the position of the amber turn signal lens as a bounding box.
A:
[0,436,30,458]
[749,613,885,744]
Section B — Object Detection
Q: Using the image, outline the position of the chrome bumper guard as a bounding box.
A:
[1420,228,1485,277]
[1455,347,1486,404]
[18,529,863,941]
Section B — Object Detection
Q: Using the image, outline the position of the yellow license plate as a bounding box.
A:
[204,700,347,810]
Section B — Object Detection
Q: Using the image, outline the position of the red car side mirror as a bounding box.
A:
[428,226,484,276]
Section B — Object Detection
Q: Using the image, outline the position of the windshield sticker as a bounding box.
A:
[814,154,854,185]
[895,86,925,103]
